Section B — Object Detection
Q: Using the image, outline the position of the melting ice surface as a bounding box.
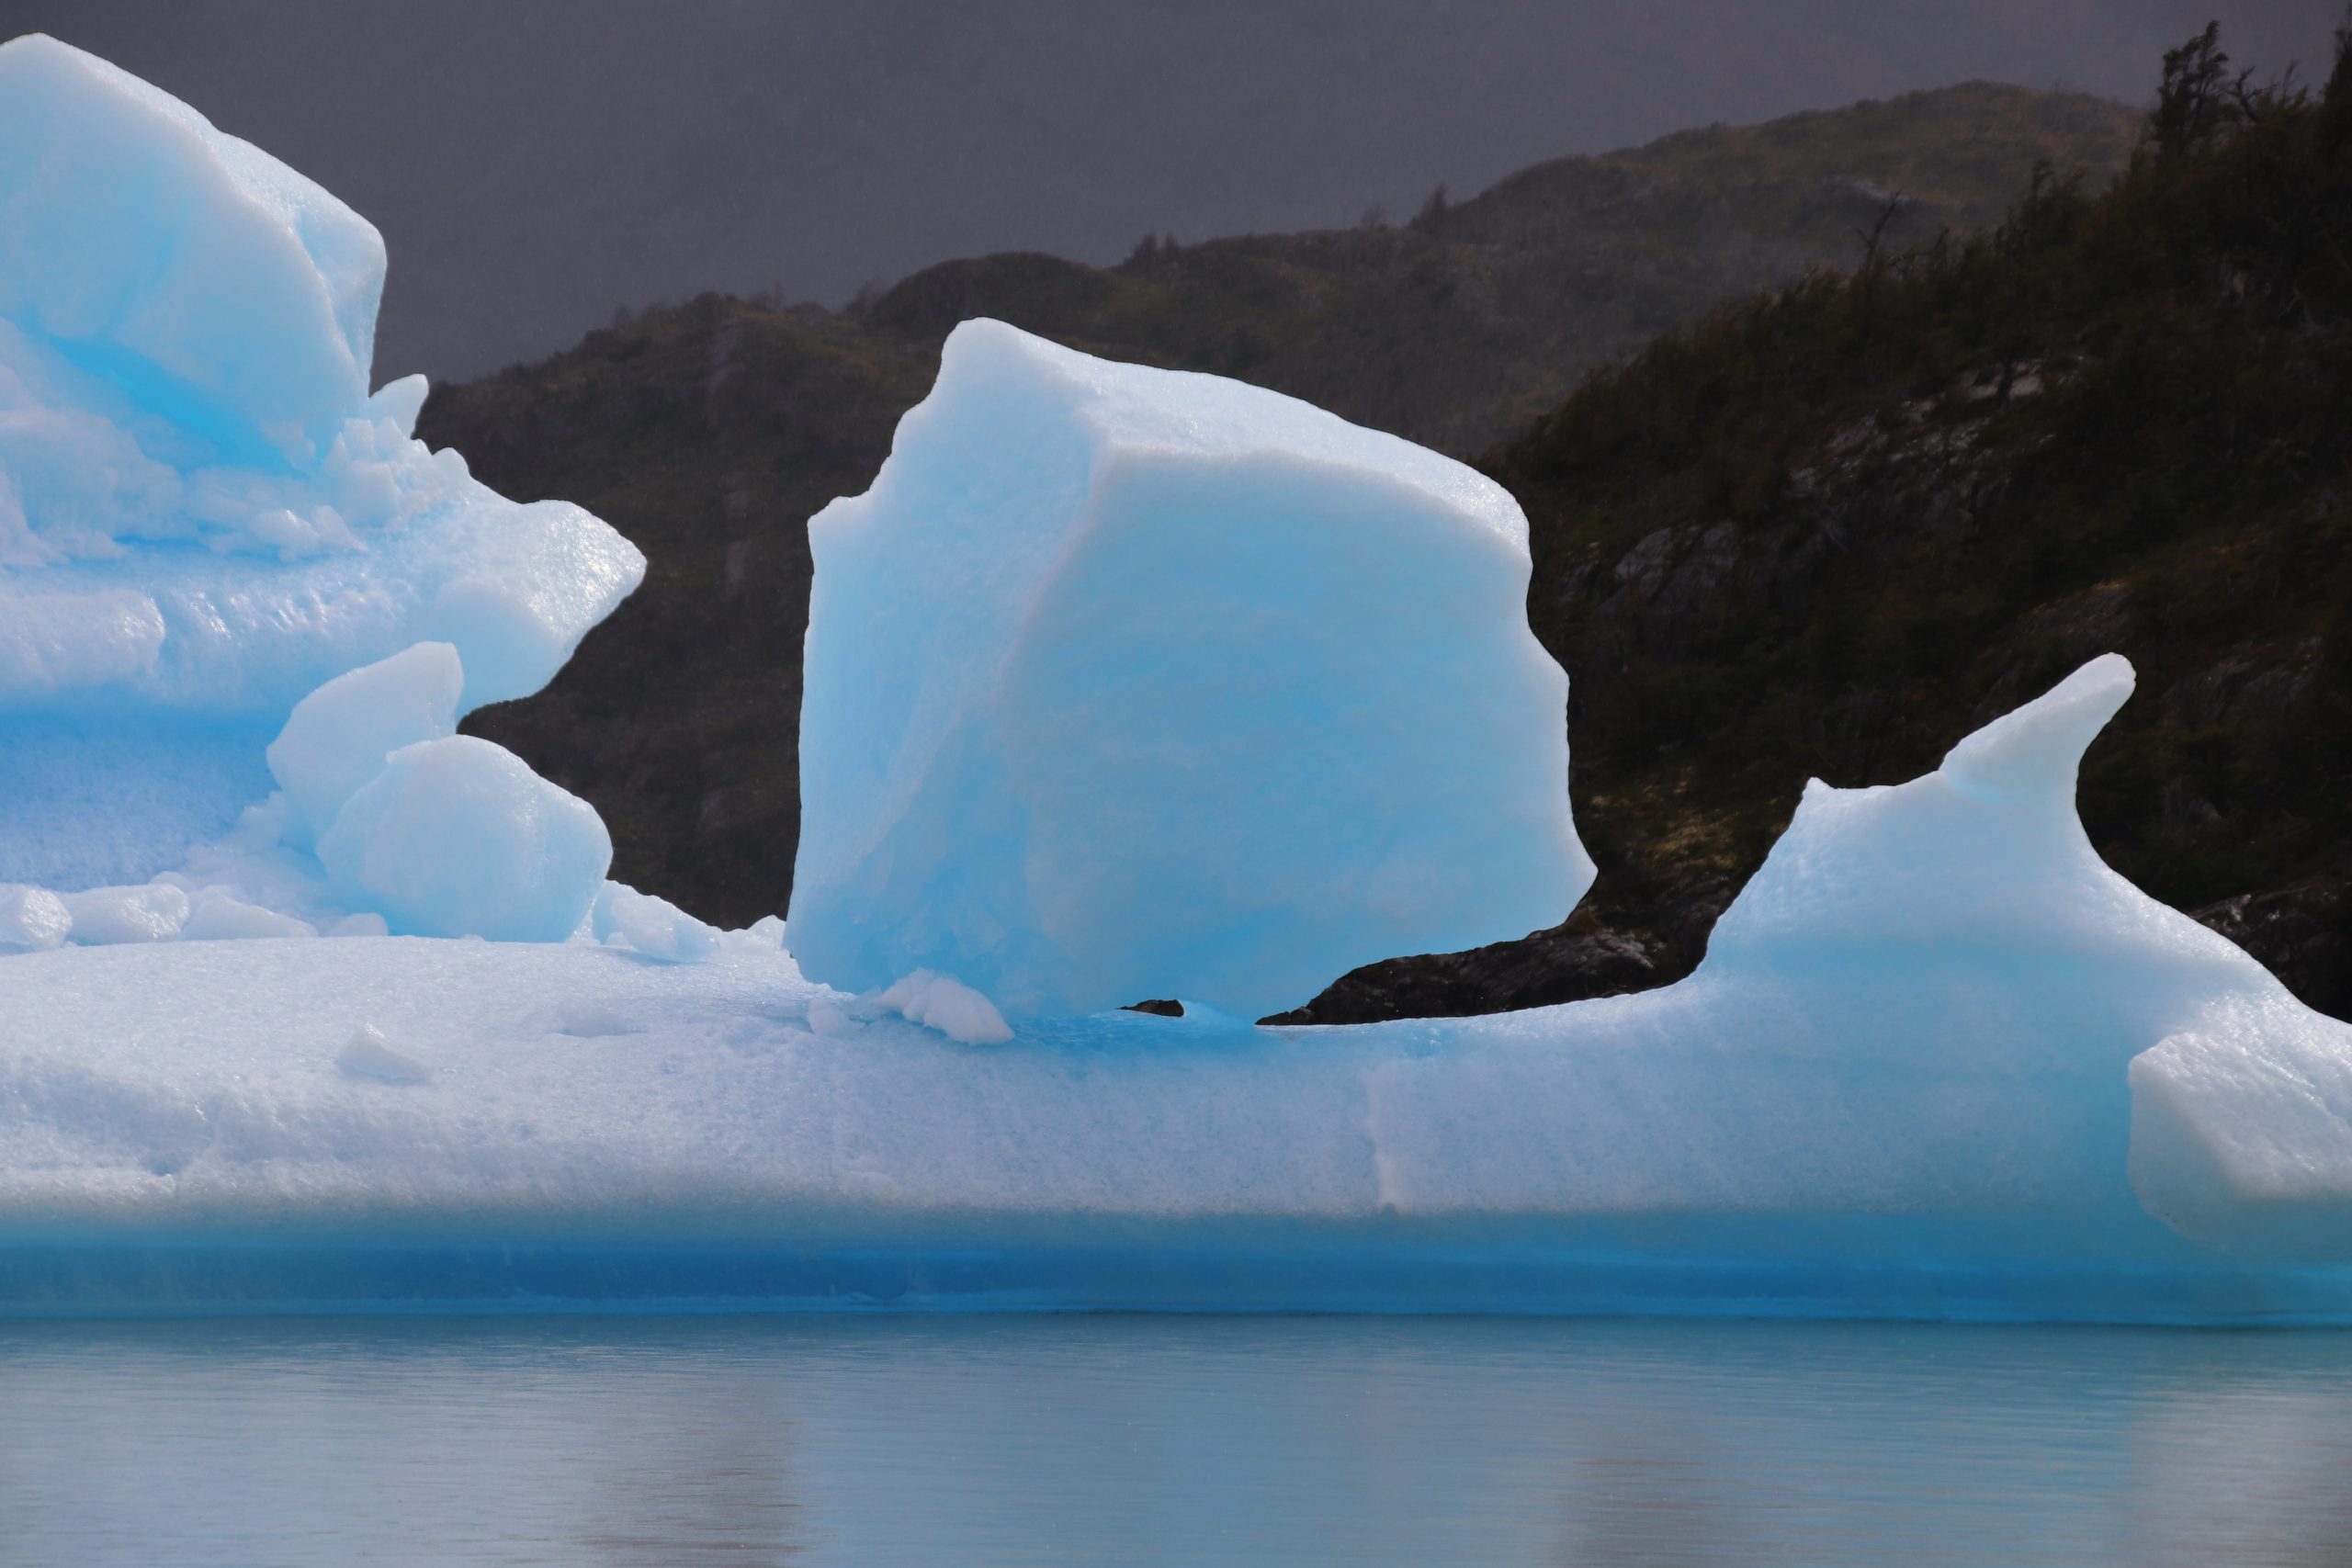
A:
[5,34,2352,1320]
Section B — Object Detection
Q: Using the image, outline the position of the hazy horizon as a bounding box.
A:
[6,0,2343,383]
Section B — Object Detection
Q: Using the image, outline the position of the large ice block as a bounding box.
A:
[791,320,1592,1020]
[0,34,643,888]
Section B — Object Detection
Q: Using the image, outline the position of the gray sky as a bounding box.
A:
[6,0,2342,383]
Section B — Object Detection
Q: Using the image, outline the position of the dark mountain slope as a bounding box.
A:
[1282,26,2352,1021]
[424,84,2139,935]
[865,83,2138,455]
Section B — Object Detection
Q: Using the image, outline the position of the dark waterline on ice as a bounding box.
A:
[2,1314,2349,1565]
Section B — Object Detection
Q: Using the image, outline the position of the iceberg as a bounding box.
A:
[4,36,2352,1322]
[0,34,643,893]
[6,649,2352,1319]
[790,319,1591,1021]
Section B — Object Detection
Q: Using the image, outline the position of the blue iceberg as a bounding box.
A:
[0,35,642,895]
[3,35,2351,1322]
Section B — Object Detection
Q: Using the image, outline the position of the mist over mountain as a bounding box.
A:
[9,0,2342,380]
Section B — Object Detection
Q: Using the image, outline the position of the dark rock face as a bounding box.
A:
[1261,917,1676,1027]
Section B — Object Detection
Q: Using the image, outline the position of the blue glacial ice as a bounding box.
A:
[4,34,2352,1321]
[790,318,1593,1021]
[0,34,642,893]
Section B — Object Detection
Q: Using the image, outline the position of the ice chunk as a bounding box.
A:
[266,642,463,843]
[717,914,788,955]
[182,890,316,942]
[873,969,1014,1045]
[2126,1011,2352,1259]
[0,884,68,950]
[316,736,610,943]
[336,1022,430,1085]
[368,374,429,440]
[325,912,389,939]
[590,882,718,964]
[791,320,1591,1020]
[0,41,643,887]
[1702,652,2240,971]
[416,500,646,712]
[806,998,860,1038]
[61,882,187,944]
[0,35,381,464]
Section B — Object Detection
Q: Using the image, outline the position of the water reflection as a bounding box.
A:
[1,1314,2348,1566]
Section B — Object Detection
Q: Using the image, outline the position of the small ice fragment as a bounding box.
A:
[337,1023,431,1085]
[872,970,1014,1045]
[326,911,390,938]
[0,885,70,951]
[62,884,188,944]
[182,892,317,942]
[806,998,859,1039]
[717,914,788,954]
[266,642,465,842]
[316,735,610,942]
[591,881,718,964]
[368,374,430,438]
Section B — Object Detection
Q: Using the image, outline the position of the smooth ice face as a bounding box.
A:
[0,36,643,888]
[317,736,612,943]
[791,319,1592,1021]
[0,35,380,465]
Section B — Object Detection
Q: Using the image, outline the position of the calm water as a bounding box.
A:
[2,1314,2348,1566]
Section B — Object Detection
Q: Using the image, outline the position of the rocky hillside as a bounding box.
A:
[1282,25,2352,1021]
[424,83,2140,945]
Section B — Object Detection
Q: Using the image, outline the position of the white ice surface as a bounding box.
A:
[791,319,1591,1021]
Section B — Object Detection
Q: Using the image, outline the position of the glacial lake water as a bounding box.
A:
[2,1314,2348,1566]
